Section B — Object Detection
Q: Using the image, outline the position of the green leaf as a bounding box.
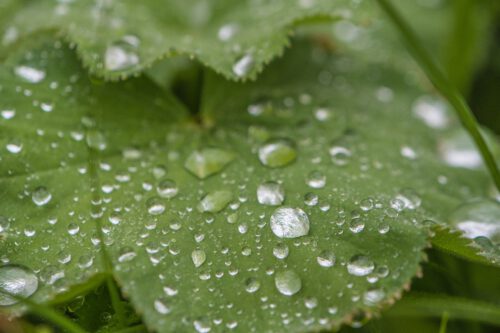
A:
[0,0,372,81]
[0,35,494,332]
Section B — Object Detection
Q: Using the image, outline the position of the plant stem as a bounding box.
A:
[439,312,449,333]
[387,292,500,326]
[375,0,500,191]
[0,289,87,333]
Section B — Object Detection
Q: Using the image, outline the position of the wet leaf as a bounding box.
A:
[0,34,495,333]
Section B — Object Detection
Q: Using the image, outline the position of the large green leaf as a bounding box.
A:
[0,35,494,332]
[0,0,371,81]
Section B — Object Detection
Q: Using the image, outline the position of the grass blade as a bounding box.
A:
[375,0,500,191]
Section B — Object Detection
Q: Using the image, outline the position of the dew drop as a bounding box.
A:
[184,148,233,179]
[157,179,178,199]
[0,265,38,306]
[104,35,140,71]
[257,181,285,206]
[0,216,10,233]
[154,298,171,315]
[273,243,289,260]
[306,170,326,189]
[274,270,302,296]
[146,197,165,215]
[258,139,297,168]
[363,288,385,306]
[329,146,352,166]
[86,131,107,151]
[244,277,261,293]
[347,255,375,276]
[450,200,500,243]
[232,54,254,77]
[191,249,206,268]
[118,247,137,263]
[1,109,15,120]
[197,190,233,213]
[217,23,239,41]
[6,141,22,154]
[32,186,52,206]
[14,66,46,83]
[317,250,336,267]
[270,207,310,238]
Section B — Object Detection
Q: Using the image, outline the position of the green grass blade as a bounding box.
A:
[387,292,500,326]
[439,312,449,333]
[375,0,500,191]
[0,289,88,333]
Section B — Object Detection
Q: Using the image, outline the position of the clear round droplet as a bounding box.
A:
[257,181,285,206]
[258,140,297,168]
[274,270,302,296]
[245,277,261,293]
[306,170,326,189]
[191,249,207,268]
[273,243,289,260]
[146,197,165,215]
[317,250,336,267]
[32,186,52,206]
[157,179,178,199]
[270,207,310,238]
[0,265,38,306]
[347,255,375,276]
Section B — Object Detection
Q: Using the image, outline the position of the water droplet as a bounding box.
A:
[217,23,239,41]
[363,288,385,306]
[270,207,310,238]
[184,148,233,179]
[6,141,22,154]
[258,140,297,168]
[317,250,336,267]
[360,198,374,211]
[0,216,9,233]
[245,277,260,293]
[395,188,421,210]
[273,243,289,259]
[197,190,233,213]
[349,218,365,233]
[450,200,500,243]
[157,179,178,199]
[105,35,140,71]
[14,66,46,83]
[306,170,326,189]
[154,298,171,314]
[193,317,211,333]
[86,131,107,151]
[275,270,302,296]
[1,109,15,120]
[232,54,254,77]
[118,247,137,262]
[304,297,318,309]
[257,181,285,206]
[412,95,449,129]
[191,249,206,268]
[314,108,331,122]
[32,186,52,206]
[329,146,352,166]
[347,255,375,276]
[0,265,38,306]
[146,197,165,215]
[39,265,64,285]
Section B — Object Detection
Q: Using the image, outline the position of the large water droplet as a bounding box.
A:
[450,200,500,243]
[257,181,285,206]
[104,35,140,72]
[32,186,52,206]
[0,265,38,306]
[347,255,375,276]
[270,207,310,238]
[274,270,302,296]
[273,243,289,260]
[258,140,297,168]
[184,148,233,179]
[197,190,233,213]
[14,66,46,83]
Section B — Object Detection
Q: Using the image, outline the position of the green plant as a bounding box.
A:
[0,1,499,333]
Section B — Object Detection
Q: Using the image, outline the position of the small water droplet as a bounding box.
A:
[154,298,171,314]
[118,247,137,262]
[347,255,375,276]
[232,54,254,77]
[270,207,310,238]
[363,288,385,306]
[86,131,107,151]
[0,265,38,306]
[273,243,289,260]
[32,186,52,206]
[317,250,336,267]
[257,181,285,206]
[450,200,500,243]
[244,277,260,293]
[157,179,178,199]
[14,66,46,83]
[146,197,165,215]
[1,109,15,120]
[275,270,302,296]
[412,95,449,129]
[6,140,22,154]
[329,146,352,166]
[217,23,239,41]
[258,140,297,168]
[306,170,326,189]
[105,35,140,71]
